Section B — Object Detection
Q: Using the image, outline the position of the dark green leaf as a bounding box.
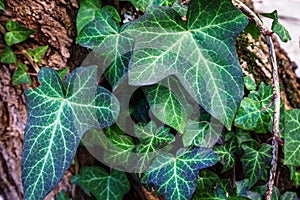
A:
[56,191,71,200]
[172,0,188,17]
[235,179,262,199]
[244,20,260,39]
[0,0,4,11]
[253,183,280,200]
[5,20,35,46]
[12,63,31,85]
[142,147,218,200]
[241,144,272,187]
[214,139,236,172]
[261,10,291,42]
[77,0,101,33]
[102,5,121,23]
[281,192,300,200]
[76,167,130,200]
[284,109,300,166]
[244,76,256,91]
[22,66,119,199]
[28,46,48,64]
[125,0,248,130]
[56,67,69,80]
[0,46,17,64]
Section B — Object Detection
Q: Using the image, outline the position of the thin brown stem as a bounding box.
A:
[232,1,281,199]
[0,23,39,73]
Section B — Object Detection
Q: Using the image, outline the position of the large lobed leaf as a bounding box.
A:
[284,109,300,166]
[125,0,248,130]
[142,147,218,200]
[22,66,119,199]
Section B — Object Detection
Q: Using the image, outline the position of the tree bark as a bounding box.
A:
[0,0,299,200]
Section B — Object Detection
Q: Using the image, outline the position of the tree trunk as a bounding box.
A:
[0,0,299,199]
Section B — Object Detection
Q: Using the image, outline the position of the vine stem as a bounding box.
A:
[0,23,40,73]
[232,1,280,199]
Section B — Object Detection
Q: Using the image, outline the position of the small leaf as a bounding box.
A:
[172,0,188,17]
[214,139,236,172]
[75,167,130,200]
[12,63,31,85]
[240,144,272,187]
[22,66,120,199]
[102,5,121,23]
[261,10,291,42]
[0,0,4,11]
[142,147,218,200]
[290,166,300,187]
[280,192,300,200]
[28,46,48,64]
[76,0,101,33]
[5,20,35,46]
[0,46,17,64]
[56,67,69,80]
[243,76,256,91]
[235,179,262,199]
[284,109,300,166]
[244,20,260,39]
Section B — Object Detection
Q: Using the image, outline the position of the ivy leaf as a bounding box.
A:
[284,109,300,166]
[28,46,48,64]
[56,67,69,80]
[240,143,272,187]
[290,166,300,187]
[243,76,256,91]
[22,66,119,200]
[77,9,133,90]
[5,20,35,46]
[76,0,101,34]
[252,183,280,200]
[261,10,291,42]
[281,192,300,200]
[125,0,248,130]
[182,119,223,148]
[75,167,130,200]
[142,147,218,200]
[0,46,17,64]
[12,63,31,85]
[172,0,188,17]
[235,179,262,199]
[0,0,4,11]
[214,139,236,172]
[143,77,194,133]
[244,20,260,39]
[102,5,121,23]
[135,121,175,172]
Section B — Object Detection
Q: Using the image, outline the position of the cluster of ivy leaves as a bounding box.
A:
[13,0,300,200]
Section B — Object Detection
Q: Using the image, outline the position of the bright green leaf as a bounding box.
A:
[102,5,121,23]
[280,192,300,200]
[0,46,17,64]
[0,0,4,11]
[12,63,31,85]
[77,0,101,33]
[5,20,35,46]
[290,166,300,187]
[284,109,300,166]
[28,46,48,64]
[240,143,272,187]
[76,167,130,200]
[135,121,174,172]
[22,66,120,200]
[56,67,69,80]
[142,147,218,200]
[244,76,256,91]
[125,0,248,130]
[143,77,194,133]
[261,10,291,42]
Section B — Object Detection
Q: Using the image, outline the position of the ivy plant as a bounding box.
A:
[18,0,300,200]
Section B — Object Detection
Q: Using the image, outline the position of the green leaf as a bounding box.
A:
[102,5,121,23]
[0,46,17,64]
[172,0,188,17]
[244,20,260,39]
[135,121,175,172]
[56,191,71,200]
[235,179,262,199]
[281,192,300,200]
[240,143,272,187]
[77,9,133,90]
[81,128,108,148]
[22,66,120,200]
[56,67,69,80]
[76,167,130,200]
[182,119,223,148]
[12,63,32,85]
[142,147,218,200]
[290,166,300,187]
[5,20,35,46]
[214,139,236,172]
[28,46,48,64]
[261,10,291,42]
[244,76,256,91]
[252,183,279,200]
[0,0,4,11]
[76,0,101,34]
[284,109,300,166]
[125,0,248,130]
[143,77,194,133]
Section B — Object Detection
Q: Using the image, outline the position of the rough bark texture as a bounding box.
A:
[0,0,300,200]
